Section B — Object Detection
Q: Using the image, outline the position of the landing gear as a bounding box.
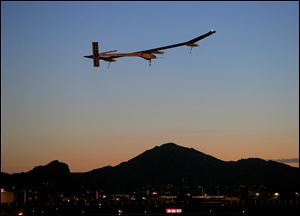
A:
[149,59,151,66]
[190,47,193,54]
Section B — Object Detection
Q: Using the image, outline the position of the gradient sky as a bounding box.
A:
[1,1,299,173]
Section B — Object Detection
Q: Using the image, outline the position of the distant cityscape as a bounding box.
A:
[1,183,299,215]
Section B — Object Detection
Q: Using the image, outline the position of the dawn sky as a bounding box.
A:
[1,1,299,173]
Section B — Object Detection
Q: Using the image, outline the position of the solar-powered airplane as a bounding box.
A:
[84,30,216,68]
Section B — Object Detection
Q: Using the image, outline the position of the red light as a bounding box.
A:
[166,208,182,214]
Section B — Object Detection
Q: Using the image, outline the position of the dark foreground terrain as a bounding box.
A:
[1,203,299,216]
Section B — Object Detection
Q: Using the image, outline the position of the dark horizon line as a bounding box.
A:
[2,157,299,175]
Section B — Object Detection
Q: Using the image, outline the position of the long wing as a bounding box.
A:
[132,30,216,54]
[84,30,216,67]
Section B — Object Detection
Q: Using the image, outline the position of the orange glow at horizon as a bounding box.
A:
[2,128,298,173]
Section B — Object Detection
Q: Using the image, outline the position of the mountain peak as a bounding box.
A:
[159,142,181,148]
[157,143,202,156]
[30,160,70,176]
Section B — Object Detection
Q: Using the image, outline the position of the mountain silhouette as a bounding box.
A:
[1,143,299,192]
[87,143,298,191]
[1,160,70,190]
[28,160,70,177]
[105,143,227,187]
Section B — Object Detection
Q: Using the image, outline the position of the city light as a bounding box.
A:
[166,208,182,214]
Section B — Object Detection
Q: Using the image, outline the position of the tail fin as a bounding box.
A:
[92,42,100,67]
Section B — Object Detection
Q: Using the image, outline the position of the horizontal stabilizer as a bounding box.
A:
[101,50,118,54]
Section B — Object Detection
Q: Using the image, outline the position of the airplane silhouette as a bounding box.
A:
[84,30,216,68]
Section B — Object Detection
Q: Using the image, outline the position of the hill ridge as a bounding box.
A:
[1,143,298,191]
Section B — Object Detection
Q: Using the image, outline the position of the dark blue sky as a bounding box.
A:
[1,2,299,172]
